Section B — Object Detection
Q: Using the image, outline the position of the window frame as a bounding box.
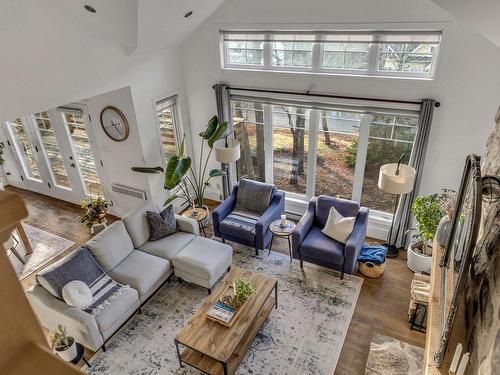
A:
[154,94,182,166]
[229,95,420,218]
[221,30,441,79]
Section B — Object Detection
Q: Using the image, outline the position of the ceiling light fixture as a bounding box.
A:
[84,5,96,13]
[184,11,193,18]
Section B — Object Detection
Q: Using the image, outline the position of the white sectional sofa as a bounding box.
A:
[26,202,232,352]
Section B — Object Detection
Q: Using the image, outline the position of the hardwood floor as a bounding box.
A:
[8,186,424,374]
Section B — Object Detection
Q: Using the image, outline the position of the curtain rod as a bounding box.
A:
[223,85,441,108]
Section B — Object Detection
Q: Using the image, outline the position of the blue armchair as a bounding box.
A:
[292,195,369,279]
[212,181,285,255]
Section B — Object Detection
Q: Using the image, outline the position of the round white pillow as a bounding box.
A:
[62,280,93,310]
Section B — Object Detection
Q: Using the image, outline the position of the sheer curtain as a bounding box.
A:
[393,99,437,247]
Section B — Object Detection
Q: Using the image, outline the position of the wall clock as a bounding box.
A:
[100,106,130,142]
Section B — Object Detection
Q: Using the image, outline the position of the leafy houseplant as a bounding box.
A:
[220,278,256,310]
[52,324,77,361]
[132,116,228,209]
[79,196,110,229]
[407,194,444,273]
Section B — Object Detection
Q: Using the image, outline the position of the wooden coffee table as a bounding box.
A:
[174,266,278,375]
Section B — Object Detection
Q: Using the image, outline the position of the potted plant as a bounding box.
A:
[132,116,228,223]
[79,196,110,230]
[407,194,444,273]
[0,141,6,191]
[220,278,256,310]
[52,324,77,362]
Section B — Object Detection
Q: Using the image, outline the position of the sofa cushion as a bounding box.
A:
[321,206,356,244]
[300,226,345,265]
[109,250,170,299]
[172,237,233,281]
[146,205,177,241]
[36,247,104,299]
[235,179,275,215]
[138,231,195,260]
[86,221,135,272]
[94,286,140,340]
[62,280,93,309]
[219,209,260,242]
[315,195,360,228]
[122,202,158,248]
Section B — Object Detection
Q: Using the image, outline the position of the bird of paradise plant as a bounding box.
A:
[132,115,228,207]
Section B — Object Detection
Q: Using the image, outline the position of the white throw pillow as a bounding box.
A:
[62,280,93,310]
[321,206,356,244]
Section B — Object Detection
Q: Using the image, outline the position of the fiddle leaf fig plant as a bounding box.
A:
[132,116,228,208]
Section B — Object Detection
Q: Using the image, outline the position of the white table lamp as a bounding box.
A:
[378,155,416,258]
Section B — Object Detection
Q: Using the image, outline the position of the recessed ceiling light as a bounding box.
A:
[184,11,193,18]
[84,5,96,13]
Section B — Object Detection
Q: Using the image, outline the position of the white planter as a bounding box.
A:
[0,179,4,191]
[407,243,432,274]
[55,338,77,362]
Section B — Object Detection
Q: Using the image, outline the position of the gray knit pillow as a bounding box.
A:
[146,205,176,241]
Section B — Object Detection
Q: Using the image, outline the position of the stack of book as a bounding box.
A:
[207,302,236,326]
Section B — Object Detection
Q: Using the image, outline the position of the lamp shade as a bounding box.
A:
[213,138,241,163]
[378,163,416,195]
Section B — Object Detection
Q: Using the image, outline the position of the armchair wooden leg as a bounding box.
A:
[101,344,107,352]
[255,247,259,256]
[340,272,344,280]
[221,238,225,244]
[300,260,304,269]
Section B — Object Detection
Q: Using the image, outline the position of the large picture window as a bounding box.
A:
[221,31,441,79]
[156,96,179,162]
[231,97,419,214]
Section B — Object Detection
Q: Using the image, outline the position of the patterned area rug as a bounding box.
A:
[365,333,424,375]
[7,224,75,279]
[86,245,363,375]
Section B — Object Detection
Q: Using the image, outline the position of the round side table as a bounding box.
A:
[181,207,208,237]
[268,219,296,262]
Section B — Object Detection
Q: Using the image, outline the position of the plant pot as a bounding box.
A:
[407,243,432,274]
[0,179,4,191]
[55,337,77,362]
[436,215,452,247]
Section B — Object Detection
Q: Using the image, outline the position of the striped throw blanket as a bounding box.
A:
[36,247,129,316]
[220,209,261,241]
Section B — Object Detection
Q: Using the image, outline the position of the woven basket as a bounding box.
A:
[359,261,385,278]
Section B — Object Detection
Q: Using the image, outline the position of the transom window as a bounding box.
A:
[231,97,419,214]
[221,30,441,79]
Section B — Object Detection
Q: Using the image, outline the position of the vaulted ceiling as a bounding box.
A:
[431,0,500,48]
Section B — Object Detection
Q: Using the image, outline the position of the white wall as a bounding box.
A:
[182,0,500,212]
[0,1,191,215]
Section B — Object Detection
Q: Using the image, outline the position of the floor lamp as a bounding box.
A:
[378,155,416,258]
[214,134,241,199]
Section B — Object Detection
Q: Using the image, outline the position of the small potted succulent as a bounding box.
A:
[407,194,444,273]
[52,324,77,362]
[79,196,110,230]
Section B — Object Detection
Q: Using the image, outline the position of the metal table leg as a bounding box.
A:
[287,235,292,261]
[274,281,278,309]
[268,233,275,255]
[174,339,183,368]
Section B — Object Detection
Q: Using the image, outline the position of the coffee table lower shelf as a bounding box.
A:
[178,296,276,375]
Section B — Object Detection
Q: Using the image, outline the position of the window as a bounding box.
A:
[232,100,266,182]
[231,96,419,214]
[6,118,41,180]
[221,31,441,79]
[156,96,179,161]
[361,115,418,212]
[33,111,70,188]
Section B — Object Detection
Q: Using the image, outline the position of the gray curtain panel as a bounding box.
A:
[213,82,234,197]
[393,99,437,248]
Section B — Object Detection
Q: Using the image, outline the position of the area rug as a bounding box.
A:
[365,333,424,375]
[7,223,75,279]
[86,246,363,375]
